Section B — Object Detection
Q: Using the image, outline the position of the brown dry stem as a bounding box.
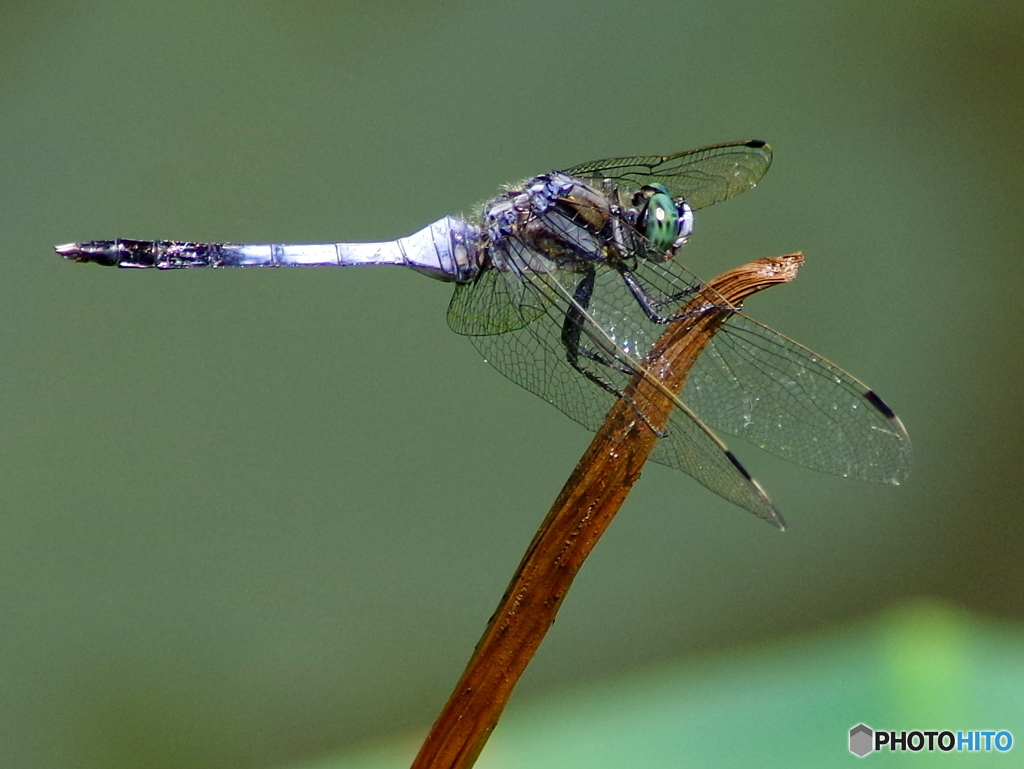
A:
[410,253,804,769]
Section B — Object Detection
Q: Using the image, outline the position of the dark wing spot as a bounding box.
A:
[864,390,897,420]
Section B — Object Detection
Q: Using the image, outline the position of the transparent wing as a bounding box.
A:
[446,222,783,526]
[562,140,772,210]
[446,262,543,335]
[631,256,913,483]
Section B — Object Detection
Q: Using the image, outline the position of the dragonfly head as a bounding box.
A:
[634,184,694,259]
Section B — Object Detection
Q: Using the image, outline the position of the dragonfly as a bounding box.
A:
[55,140,911,529]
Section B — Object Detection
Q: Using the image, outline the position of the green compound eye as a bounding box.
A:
[641,184,681,253]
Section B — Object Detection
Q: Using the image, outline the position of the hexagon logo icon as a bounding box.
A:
[850,723,874,757]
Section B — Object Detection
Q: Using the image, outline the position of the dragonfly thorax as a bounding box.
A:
[480,172,688,277]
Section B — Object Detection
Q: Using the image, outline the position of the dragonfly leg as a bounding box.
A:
[618,267,738,324]
[560,269,667,438]
[560,269,630,380]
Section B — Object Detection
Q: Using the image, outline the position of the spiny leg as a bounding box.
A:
[559,269,666,437]
[617,265,737,324]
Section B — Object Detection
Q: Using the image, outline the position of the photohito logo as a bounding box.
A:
[849,724,1013,757]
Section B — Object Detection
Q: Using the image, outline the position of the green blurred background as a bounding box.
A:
[1,1,1022,767]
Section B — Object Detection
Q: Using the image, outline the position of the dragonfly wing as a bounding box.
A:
[649,408,782,527]
[562,140,772,210]
[460,276,620,431]
[631,256,912,483]
[449,227,782,525]
[447,264,544,335]
[687,312,912,483]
